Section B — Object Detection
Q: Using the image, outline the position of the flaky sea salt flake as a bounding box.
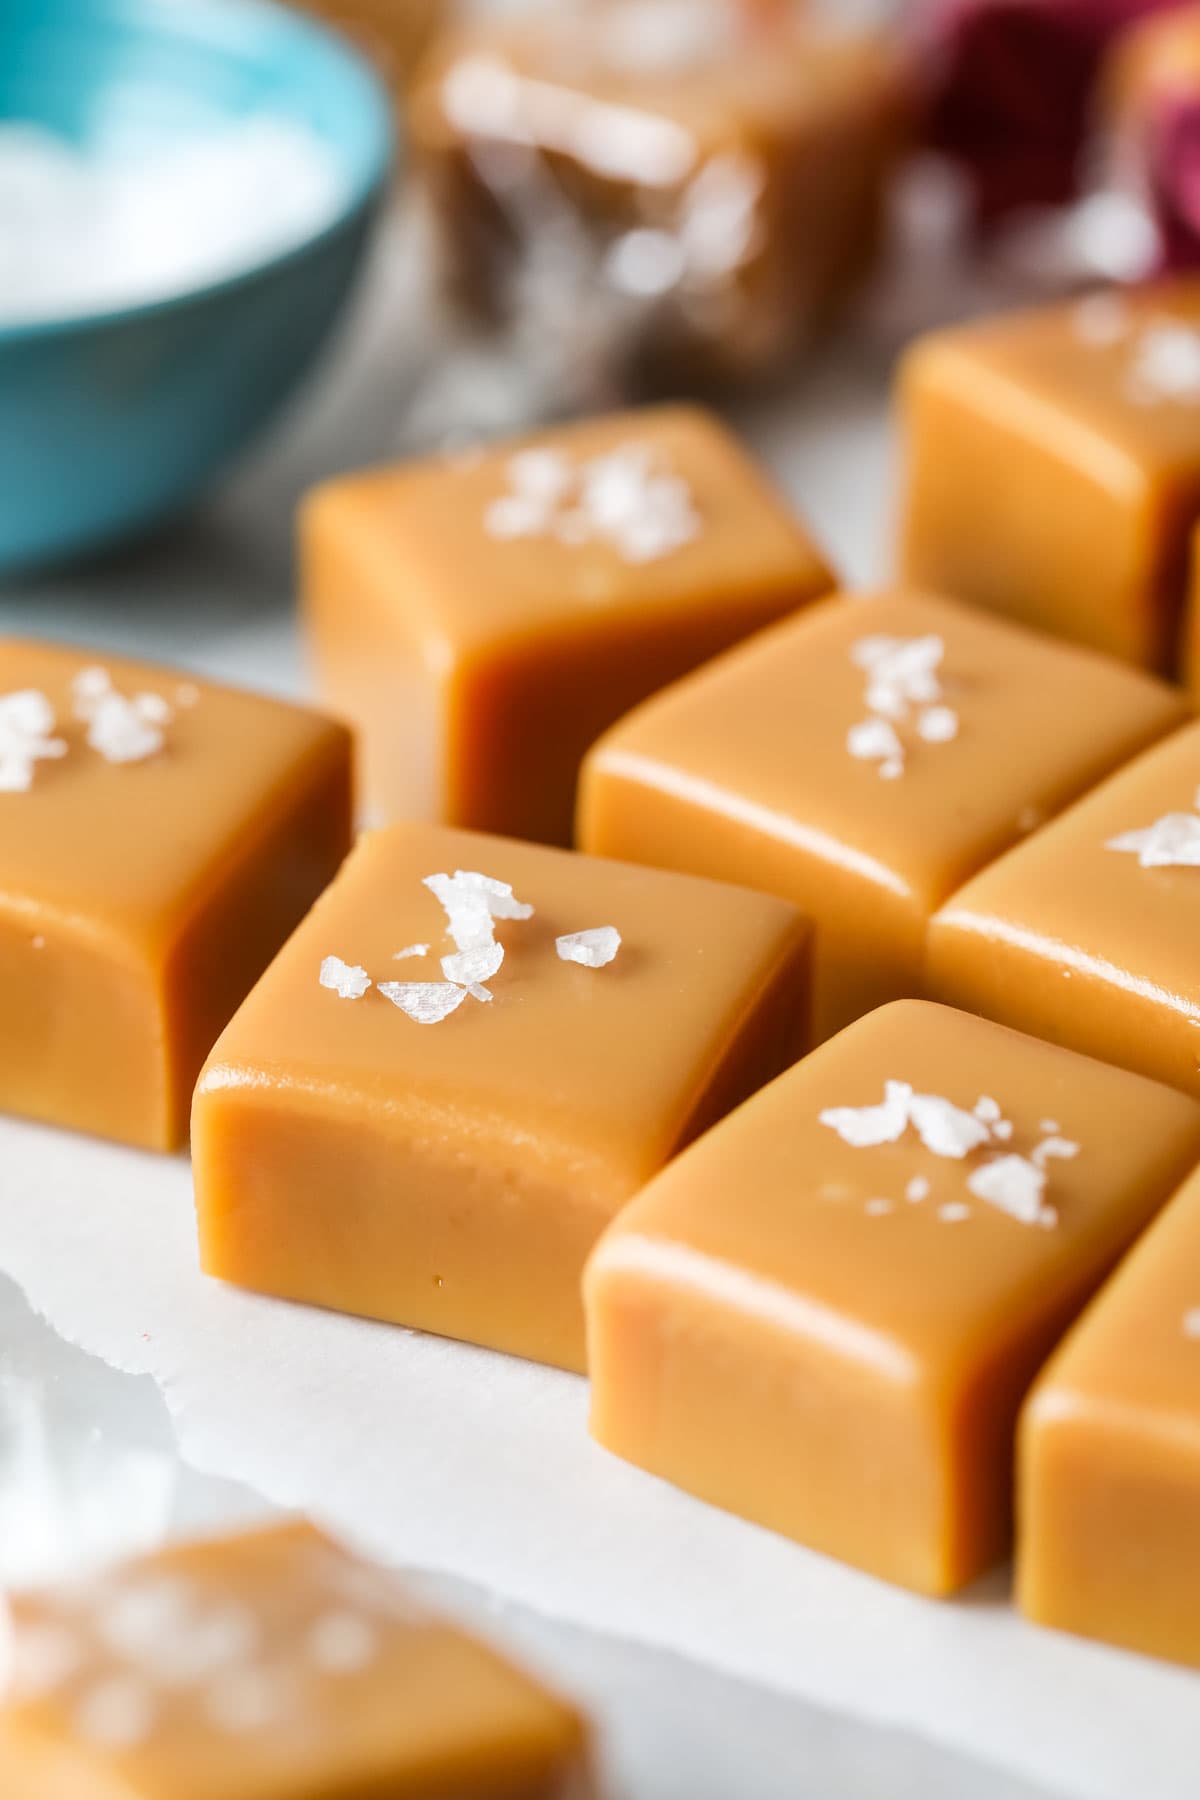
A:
[378,981,467,1024]
[909,1092,992,1158]
[556,925,621,968]
[847,717,903,769]
[939,1201,970,1223]
[1107,812,1200,869]
[1183,1307,1200,1340]
[819,1079,912,1148]
[442,940,504,988]
[1032,1135,1080,1168]
[917,704,958,744]
[967,1154,1046,1224]
[319,956,370,1000]
[906,1176,930,1203]
[392,944,429,960]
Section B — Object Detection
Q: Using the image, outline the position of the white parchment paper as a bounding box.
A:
[1,1115,1197,1800]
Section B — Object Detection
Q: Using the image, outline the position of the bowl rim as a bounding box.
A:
[0,0,396,348]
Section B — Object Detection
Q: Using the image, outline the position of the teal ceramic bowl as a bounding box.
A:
[0,0,394,574]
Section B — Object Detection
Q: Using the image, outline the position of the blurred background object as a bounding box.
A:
[0,0,392,576]
[406,0,912,403]
[1102,3,1200,269]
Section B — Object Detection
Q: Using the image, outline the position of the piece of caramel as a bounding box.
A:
[193,819,809,1371]
[0,638,352,1150]
[408,3,909,386]
[898,281,1200,671]
[578,589,1185,1042]
[585,999,1200,1595]
[928,718,1200,1101]
[302,406,832,846]
[0,1521,593,1798]
[1019,1161,1200,1670]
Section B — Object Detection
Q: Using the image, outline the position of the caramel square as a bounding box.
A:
[898,281,1200,671]
[585,1000,1200,1594]
[578,589,1184,1042]
[408,4,908,385]
[1019,1164,1200,1670]
[302,406,832,845]
[0,638,352,1150]
[928,719,1200,1100]
[193,819,809,1371]
[0,1521,592,1798]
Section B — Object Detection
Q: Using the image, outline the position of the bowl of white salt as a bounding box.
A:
[0,0,394,574]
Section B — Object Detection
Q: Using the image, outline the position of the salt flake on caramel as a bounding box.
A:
[556,926,621,968]
[1107,810,1200,867]
[319,956,371,1001]
[0,688,67,792]
[377,981,468,1025]
[72,665,173,765]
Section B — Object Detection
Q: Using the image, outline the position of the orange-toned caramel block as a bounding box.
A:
[0,639,351,1150]
[1019,1163,1200,1669]
[193,819,809,1370]
[585,1000,1200,1595]
[578,589,1184,1042]
[928,719,1200,1101]
[408,3,908,387]
[898,281,1200,671]
[0,1521,593,1798]
[302,406,832,845]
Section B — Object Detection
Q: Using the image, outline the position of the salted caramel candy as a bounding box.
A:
[585,999,1200,1594]
[408,2,909,387]
[0,638,351,1150]
[578,589,1184,1042]
[898,280,1200,670]
[928,718,1200,1100]
[1019,1163,1200,1668]
[0,1521,593,1798]
[302,406,832,845]
[193,819,809,1371]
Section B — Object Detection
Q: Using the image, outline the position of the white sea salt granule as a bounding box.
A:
[1127,319,1200,404]
[1184,1307,1200,1340]
[441,940,504,990]
[864,1197,894,1217]
[916,704,959,744]
[392,944,429,960]
[482,440,701,565]
[939,1202,970,1223]
[556,925,622,968]
[847,716,904,771]
[906,1176,930,1203]
[966,1154,1047,1225]
[72,667,172,765]
[819,1079,913,1148]
[378,981,467,1025]
[0,118,346,325]
[424,869,534,953]
[0,688,67,791]
[907,1092,991,1159]
[1107,811,1200,868]
[319,956,371,1001]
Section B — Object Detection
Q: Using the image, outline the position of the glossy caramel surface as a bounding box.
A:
[579,589,1185,1039]
[586,1000,1200,1594]
[0,637,352,1148]
[928,720,1200,1100]
[194,819,810,1370]
[1020,1164,1200,1670]
[899,280,1200,669]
